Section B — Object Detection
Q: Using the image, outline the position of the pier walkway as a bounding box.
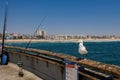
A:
[0,63,43,80]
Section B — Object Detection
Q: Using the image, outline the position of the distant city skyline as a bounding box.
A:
[0,0,120,36]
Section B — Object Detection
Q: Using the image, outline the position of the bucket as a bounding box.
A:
[1,52,9,65]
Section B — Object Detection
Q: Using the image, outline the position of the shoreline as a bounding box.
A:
[0,39,120,43]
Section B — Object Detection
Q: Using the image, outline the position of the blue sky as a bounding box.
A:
[0,0,120,36]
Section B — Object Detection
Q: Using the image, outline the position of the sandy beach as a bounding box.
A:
[0,39,120,43]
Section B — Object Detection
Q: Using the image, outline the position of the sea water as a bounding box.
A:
[6,41,120,66]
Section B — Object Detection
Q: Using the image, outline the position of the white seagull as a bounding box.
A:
[78,39,88,59]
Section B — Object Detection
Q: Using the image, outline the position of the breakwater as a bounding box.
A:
[5,46,120,80]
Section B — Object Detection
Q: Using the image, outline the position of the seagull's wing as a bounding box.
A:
[79,45,88,54]
[84,46,87,52]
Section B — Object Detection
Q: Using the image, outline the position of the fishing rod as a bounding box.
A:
[25,16,46,49]
[1,0,8,56]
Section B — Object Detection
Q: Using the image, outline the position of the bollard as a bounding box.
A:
[17,61,24,77]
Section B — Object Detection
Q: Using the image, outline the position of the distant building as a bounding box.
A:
[36,30,46,39]
[8,33,23,39]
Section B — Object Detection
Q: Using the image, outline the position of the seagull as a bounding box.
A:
[78,39,88,59]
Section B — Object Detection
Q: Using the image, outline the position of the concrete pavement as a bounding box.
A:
[0,63,43,80]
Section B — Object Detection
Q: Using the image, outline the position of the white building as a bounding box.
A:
[36,30,46,39]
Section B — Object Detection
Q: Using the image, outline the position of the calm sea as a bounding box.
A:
[6,41,120,66]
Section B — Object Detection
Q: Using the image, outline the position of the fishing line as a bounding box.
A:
[25,16,46,49]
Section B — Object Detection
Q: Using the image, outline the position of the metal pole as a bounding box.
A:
[1,0,8,55]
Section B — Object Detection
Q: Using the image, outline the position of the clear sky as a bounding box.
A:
[0,0,120,36]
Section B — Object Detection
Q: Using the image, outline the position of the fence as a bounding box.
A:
[4,46,120,80]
